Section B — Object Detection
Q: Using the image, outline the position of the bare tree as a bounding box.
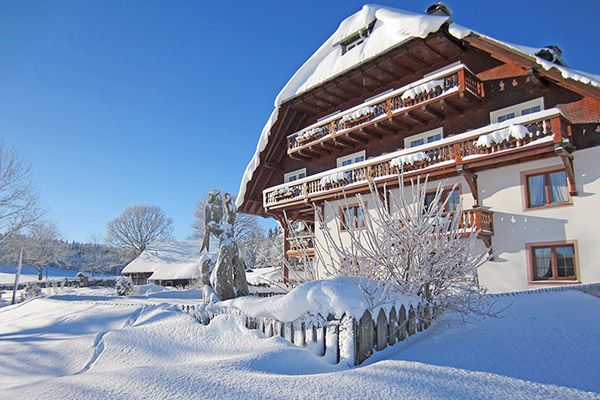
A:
[303,174,489,315]
[0,141,44,243]
[106,204,174,257]
[24,220,63,280]
[87,231,104,278]
[190,192,262,244]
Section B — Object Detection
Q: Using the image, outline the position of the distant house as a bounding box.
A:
[121,240,218,287]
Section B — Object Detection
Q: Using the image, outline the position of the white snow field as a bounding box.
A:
[0,264,115,284]
[0,288,598,399]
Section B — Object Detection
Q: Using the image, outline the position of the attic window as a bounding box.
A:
[340,22,375,55]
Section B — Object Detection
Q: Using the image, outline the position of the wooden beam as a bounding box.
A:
[439,99,461,114]
[359,68,386,85]
[421,105,444,120]
[420,40,445,61]
[310,93,335,108]
[289,153,311,162]
[345,132,369,144]
[361,127,383,140]
[376,59,402,80]
[402,111,427,125]
[403,47,430,68]
[527,67,549,88]
[555,144,578,196]
[298,148,320,159]
[307,144,331,156]
[340,76,364,94]
[333,137,355,149]
[373,122,396,136]
[263,161,281,170]
[456,165,479,207]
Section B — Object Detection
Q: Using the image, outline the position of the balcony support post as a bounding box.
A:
[273,213,290,286]
[457,165,479,207]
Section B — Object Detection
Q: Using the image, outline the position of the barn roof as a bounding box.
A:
[122,240,218,281]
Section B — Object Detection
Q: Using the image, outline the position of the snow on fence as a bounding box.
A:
[180,302,438,366]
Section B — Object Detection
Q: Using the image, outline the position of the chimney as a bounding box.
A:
[426,3,453,18]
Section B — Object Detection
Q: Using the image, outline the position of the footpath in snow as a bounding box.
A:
[0,288,598,399]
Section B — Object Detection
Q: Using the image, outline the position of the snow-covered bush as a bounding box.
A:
[20,282,43,301]
[309,172,490,317]
[116,275,134,296]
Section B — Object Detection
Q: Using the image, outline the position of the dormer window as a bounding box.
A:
[340,22,375,55]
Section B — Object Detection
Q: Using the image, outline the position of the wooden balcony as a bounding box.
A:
[287,64,484,158]
[285,235,314,258]
[266,109,572,219]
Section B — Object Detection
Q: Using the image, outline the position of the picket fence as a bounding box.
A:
[181,301,438,366]
[180,282,600,367]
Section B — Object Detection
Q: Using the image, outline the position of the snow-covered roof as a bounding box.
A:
[236,4,600,209]
[122,240,218,281]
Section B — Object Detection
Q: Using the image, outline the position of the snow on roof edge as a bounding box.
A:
[236,6,600,210]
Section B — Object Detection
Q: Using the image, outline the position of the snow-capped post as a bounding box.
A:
[11,248,23,305]
[200,190,249,302]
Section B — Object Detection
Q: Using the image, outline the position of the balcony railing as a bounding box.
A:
[459,208,493,236]
[287,64,484,154]
[266,109,570,208]
[286,235,314,258]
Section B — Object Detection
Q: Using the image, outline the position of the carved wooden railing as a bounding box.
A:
[286,235,315,257]
[458,208,494,235]
[266,110,570,208]
[287,65,484,153]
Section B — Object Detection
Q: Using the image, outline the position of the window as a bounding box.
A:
[404,128,443,148]
[424,187,460,213]
[339,22,375,55]
[490,98,544,123]
[337,151,366,168]
[524,169,569,208]
[528,243,577,281]
[340,204,366,230]
[284,168,306,183]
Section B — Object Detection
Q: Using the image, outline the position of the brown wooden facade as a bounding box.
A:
[238,14,600,273]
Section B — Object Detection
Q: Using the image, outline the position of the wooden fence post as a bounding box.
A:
[376,308,388,351]
[423,304,431,330]
[356,310,374,365]
[398,305,407,341]
[388,306,397,346]
[325,324,340,364]
[408,305,416,336]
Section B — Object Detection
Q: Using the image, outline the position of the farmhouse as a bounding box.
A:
[122,240,217,286]
[236,4,600,293]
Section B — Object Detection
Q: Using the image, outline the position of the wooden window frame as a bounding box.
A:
[424,185,461,213]
[339,202,367,231]
[489,97,544,123]
[336,150,366,168]
[520,166,572,211]
[526,240,579,283]
[284,168,307,183]
[404,127,443,149]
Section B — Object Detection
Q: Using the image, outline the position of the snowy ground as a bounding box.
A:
[0,288,598,399]
[0,264,115,284]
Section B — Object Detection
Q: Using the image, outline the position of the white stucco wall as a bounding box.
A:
[313,147,600,293]
[477,146,600,293]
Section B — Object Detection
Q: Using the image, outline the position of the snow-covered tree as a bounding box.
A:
[0,141,44,243]
[106,204,174,258]
[190,192,262,244]
[190,191,265,268]
[310,174,489,315]
[19,220,63,280]
[116,275,133,296]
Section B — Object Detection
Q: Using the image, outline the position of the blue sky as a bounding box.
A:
[0,1,598,242]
